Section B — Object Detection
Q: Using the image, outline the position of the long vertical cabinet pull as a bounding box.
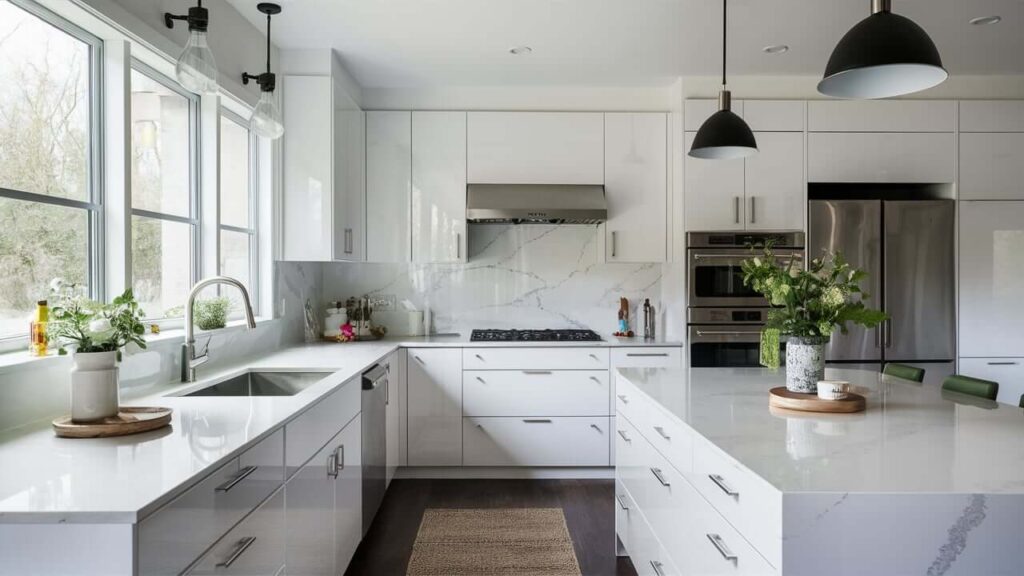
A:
[749,196,756,224]
[455,232,461,260]
[611,231,617,258]
[734,197,740,224]
[344,228,353,254]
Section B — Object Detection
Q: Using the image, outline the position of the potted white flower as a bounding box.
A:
[47,280,147,422]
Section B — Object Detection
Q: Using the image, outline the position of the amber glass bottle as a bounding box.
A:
[29,300,48,357]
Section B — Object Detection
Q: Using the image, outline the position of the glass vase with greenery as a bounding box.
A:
[741,247,887,370]
[47,279,147,358]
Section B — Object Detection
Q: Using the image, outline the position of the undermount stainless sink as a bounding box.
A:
[179,371,328,397]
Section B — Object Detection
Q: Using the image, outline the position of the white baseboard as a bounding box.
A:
[394,467,614,480]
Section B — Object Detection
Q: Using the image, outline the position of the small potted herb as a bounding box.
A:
[193,297,232,331]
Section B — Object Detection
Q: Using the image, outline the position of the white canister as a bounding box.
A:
[71,350,120,422]
[324,307,348,338]
[407,311,425,336]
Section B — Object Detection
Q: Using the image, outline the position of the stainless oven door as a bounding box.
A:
[688,249,803,307]
[689,325,784,368]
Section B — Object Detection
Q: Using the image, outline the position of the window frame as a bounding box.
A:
[0,0,104,344]
[217,108,260,314]
[128,58,202,322]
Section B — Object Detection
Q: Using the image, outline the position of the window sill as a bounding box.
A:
[0,317,277,375]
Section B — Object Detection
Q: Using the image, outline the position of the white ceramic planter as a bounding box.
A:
[786,336,828,394]
[71,351,119,422]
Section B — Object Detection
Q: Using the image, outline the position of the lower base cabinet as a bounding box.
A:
[462,417,610,466]
[957,358,1024,406]
[187,488,286,575]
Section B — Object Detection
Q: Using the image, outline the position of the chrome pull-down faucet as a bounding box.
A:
[181,276,257,383]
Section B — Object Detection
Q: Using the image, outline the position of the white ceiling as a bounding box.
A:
[226,0,1024,88]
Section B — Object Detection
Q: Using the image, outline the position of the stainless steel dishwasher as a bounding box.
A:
[361,363,388,535]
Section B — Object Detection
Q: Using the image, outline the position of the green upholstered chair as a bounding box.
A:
[883,363,925,383]
[942,375,999,401]
[1019,394,1024,408]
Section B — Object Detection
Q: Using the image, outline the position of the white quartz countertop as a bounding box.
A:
[0,337,680,524]
[617,367,1024,494]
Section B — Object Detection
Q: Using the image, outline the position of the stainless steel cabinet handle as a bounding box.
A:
[885,319,893,349]
[327,450,338,478]
[650,560,666,576]
[987,361,1019,366]
[653,426,671,441]
[455,232,461,259]
[216,466,258,492]
[590,376,602,383]
[617,430,631,443]
[523,419,553,423]
[414,355,424,363]
[476,376,486,383]
[617,394,629,404]
[734,196,740,224]
[589,353,600,361]
[522,370,553,375]
[693,253,803,260]
[708,473,739,497]
[749,196,756,224]
[611,231,617,258]
[337,445,345,471]
[475,354,484,361]
[615,494,629,510]
[344,228,353,254]
[216,536,257,568]
[650,467,670,487]
[626,353,669,357]
[590,424,603,433]
[707,533,738,561]
[696,330,763,336]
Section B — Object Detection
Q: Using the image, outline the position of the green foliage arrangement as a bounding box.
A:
[194,297,231,331]
[741,247,887,369]
[47,279,147,356]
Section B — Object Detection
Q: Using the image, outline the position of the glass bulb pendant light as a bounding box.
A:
[819,0,947,99]
[688,0,757,160]
[243,3,285,140]
[165,0,219,94]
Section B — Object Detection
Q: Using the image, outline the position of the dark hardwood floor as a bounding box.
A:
[345,479,637,576]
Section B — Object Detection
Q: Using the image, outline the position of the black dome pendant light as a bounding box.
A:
[819,0,947,99]
[689,0,757,160]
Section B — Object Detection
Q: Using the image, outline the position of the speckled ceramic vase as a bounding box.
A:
[786,336,828,394]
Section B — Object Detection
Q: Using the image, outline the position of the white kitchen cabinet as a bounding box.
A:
[463,347,609,370]
[959,101,1024,133]
[463,370,610,417]
[807,132,955,183]
[367,111,411,262]
[411,111,467,263]
[462,417,611,467]
[745,132,804,231]
[956,358,1024,406]
[282,74,365,262]
[807,100,956,132]
[685,99,744,131]
[686,99,803,132]
[187,488,285,576]
[958,201,1024,358]
[407,348,463,466]
[467,112,604,184]
[605,113,668,262]
[958,133,1024,200]
[333,414,362,572]
[684,131,745,231]
[385,351,401,485]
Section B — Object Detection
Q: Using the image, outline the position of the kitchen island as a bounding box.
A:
[614,367,1024,576]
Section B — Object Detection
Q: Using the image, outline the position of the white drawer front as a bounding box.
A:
[463,417,610,466]
[463,370,610,416]
[681,480,776,576]
[463,347,610,370]
[692,438,782,568]
[285,377,360,475]
[611,347,683,368]
[956,358,1024,406]
[617,377,692,475]
[187,488,285,575]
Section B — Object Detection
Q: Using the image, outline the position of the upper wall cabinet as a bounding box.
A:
[366,111,412,262]
[685,100,804,132]
[412,111,467,263]
[467,112,604,184]
[960,101,1024,132]
[604,113,668,262]
[807,132,955,183]
[282,74,365,262]
[807,100,956,132]
[959,133,1024,200]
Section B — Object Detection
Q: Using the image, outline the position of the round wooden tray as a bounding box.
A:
[53,407,172,438]
[768,387,866,414]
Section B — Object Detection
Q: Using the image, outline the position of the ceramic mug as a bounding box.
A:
[817,380,850,401]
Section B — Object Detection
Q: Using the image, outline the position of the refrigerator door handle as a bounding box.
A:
[885,319,893,349]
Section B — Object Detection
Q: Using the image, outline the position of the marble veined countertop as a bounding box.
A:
[617,367,1024,494]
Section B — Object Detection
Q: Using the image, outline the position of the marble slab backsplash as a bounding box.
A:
[322,224,686,338]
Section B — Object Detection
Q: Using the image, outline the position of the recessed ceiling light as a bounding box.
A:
[969,15,1002,26]
[509,46,532,56]
[762,44,789,54]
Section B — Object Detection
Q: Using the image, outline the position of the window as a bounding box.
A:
[0,0,101,338]
[218,111,258,314]
[130,62,199,320]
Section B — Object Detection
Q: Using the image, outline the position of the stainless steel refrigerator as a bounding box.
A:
[808,200,955,381]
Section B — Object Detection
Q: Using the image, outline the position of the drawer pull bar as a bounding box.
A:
[476,376,486,383]
[475,354,484,361]
[651,467,670,487]
[626,353,669,357]
[590,376,602,383]
[617,430,632,443]
[707,533,738,562]
[653,426,671,441]
[215,466,258,492]
[650,560,666,576]
[590,424,603,433]
[216,536,257,568]
[708,474,739,497]
[615,494,629,510]
[986,361,1018,366]
[617,394,629,404]
[523,419,553,423]
[523,370,553,375]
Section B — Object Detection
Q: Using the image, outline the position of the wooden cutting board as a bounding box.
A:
[768,387,866,414]
[53,407,172,438]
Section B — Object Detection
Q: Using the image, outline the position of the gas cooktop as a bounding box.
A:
[470,329,603,342]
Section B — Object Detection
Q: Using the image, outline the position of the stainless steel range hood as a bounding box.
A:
[466,184,607,224]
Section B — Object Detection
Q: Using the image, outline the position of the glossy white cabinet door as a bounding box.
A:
[467,112,604,184]
[605,113,668,263]
[958,201,1024,358]
[385,352,400,485]
[333,84,365,261]
[685,132,745,231]
[463,370,610,417]
[807,132,955,183]
[960,101,1024,132]
[745,132,804,231]
[959,133,1024,200]
[367,111,412,262]
[285,435,338,575]
[743,101,804,132]
[334,414,362,572]
[807,100,956,132]
[407,348,463,466]
[412,111,466,263]
[462,417,611,466]
[187,488,285,576]
[956,358,1024,406]
[282,75,333,262]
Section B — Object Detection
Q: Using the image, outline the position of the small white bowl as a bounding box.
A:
[817,380,850,401]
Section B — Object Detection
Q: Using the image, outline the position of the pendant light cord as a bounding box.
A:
[265,12,272,73]
[722,0,727,88]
